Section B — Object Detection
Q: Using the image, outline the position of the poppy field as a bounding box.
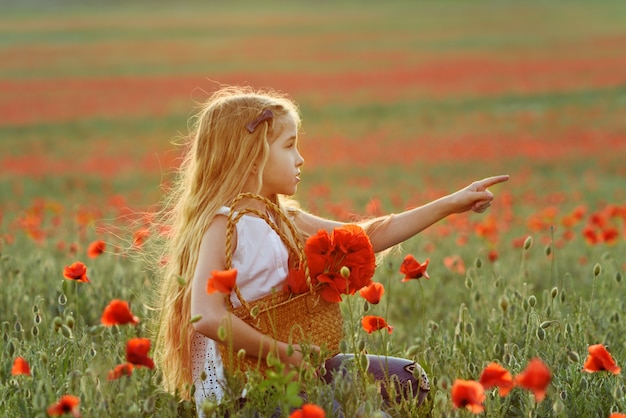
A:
[1,1,626,416]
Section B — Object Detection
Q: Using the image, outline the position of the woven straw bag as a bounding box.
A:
[217,194,343,373]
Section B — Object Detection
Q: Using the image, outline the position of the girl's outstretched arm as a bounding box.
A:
[190,215,304,367]
[294,175,509,253]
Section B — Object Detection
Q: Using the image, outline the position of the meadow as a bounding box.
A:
[1,1,625,416]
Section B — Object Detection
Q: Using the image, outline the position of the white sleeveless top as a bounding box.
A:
[190,206,289,411]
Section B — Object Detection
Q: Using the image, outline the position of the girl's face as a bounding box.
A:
[259,115,304,198]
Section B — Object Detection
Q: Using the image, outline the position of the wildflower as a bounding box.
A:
[133,227,150,248]
[101,299,139,326]
[479,362,514,396]
[358,282,385,304]
[361,315,393,334]
[609,413,626,418]
[451,379,485,413]
[284,268,310,294]
[11,357,31,376]
[62,261,90,283]
[443,255,466,275]
[47,394,81,417]
[400,255,429,281]
[87,240,106,258]
[289,403,326,418]
[206,269,237,294]
[126,338,155,369]
[305,224,376,302]
[515,358,551,402]
[107,363,134,380]
[582,344,621,374]
[487,249,499,262]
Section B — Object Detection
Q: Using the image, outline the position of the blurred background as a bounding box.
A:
[1,0,625,214]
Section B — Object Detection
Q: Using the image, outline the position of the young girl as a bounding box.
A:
[152,85,509,413]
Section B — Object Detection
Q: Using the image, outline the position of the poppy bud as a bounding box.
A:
[544,245,552,256]
[250,305,260,318]
[523,236,533,250]
[340,266,350,278]
[65,315,75,329]
[552,398,565,414]
[559,390,567,400]
[31,325,39,337]
[200,371,207,381]
[14,321,22,333]
[359,353,369,370]
[286,344,294,357]
[34,314,42,325]
[474,258,482,269]
[363,300,370,312]
[593,263,601,277]
[60,324,72,339]
[6,339,15,356]
[536,327,545,341]
[493,343,501,355]
[58,294,67,305]
[40,352,48,365]
[143,396,155,414]
[217,325,227,341]
[551,287,558,299]
[567,350,579,363]
[615,272,622,283]
[406,345,420,357]
[499,295,509,312]
[177,276,186,287]
[189,314,202,324]
[464,277,473,290]
[528,295,537,307]
[339,340,348,353]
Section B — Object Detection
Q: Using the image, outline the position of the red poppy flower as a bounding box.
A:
[133,228,150,248]
[358,282,385,304]
[479,362,514,397]
[87,240,106,258]
[361,315,393,334]
[107,363,134,380]
[304,224,376,302]
[206,269,237,294]
[289,403,326,418]
[101,299,139,326]
[443,255,466,275]
[451,379,485,413]
[488,249,499,262]
[400,255,429,282]
[126,338,155,369]
[515,358,551,402]
[47,394,81,417]
[609,414,626,418]
[284,268,310,294]
[11,356,31,376]
[582,344,621,374]
[63,261,90,283]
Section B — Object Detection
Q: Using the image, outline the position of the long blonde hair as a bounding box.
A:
[151,86,302,399]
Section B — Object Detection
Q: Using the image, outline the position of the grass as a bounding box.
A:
[1,1,625,416]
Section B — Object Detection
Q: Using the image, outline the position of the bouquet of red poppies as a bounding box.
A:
[285,224,376,303]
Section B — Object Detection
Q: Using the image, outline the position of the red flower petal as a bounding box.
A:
[101,299,139,326]
[583,344,621,374]
[47,395,81,417]
[358,282,385,304]
[126,338,154,369]
[206,269,237,295]
[87,240,106,258]
[479,362,515,397]
[289,403,326,418]
[361,315,393,334]
[107,363,134,380]
[515,358,551,402]
[63,261,90,283]
[11,357,31,376]
[400,255,429,281]
[451,379,485,413]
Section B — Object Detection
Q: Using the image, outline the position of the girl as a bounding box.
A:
[151,85,509,413]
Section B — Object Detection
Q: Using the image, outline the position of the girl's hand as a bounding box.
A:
[449,175,509,214]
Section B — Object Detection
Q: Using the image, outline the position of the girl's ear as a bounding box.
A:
[251,164,258,175]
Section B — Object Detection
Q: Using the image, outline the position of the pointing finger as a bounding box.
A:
[477,175,510,189]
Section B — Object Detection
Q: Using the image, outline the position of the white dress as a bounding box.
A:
[190,207,289,411]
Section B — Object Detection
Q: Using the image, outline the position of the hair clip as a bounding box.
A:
[246,109,274,133]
